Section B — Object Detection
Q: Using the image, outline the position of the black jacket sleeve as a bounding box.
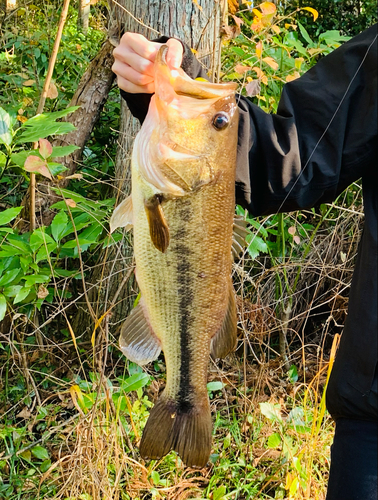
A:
[120,26,377,216]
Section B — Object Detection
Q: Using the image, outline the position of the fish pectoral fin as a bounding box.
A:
[232,215,250,259]
[110,195,133,234]
[210,284,237,359]
[144,195,170,253]
[119,300,161,365]
[140,392,212,468]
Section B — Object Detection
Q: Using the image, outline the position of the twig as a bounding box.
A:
[29,0,71,231]
[1,413,81,461]
[110,0,160,35]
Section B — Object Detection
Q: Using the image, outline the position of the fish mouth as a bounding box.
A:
[155,45,237,102]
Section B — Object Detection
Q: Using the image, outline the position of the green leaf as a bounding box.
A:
[0,294,7,321]
[297,21,313,46]
[16,122,76,144]
[207,381,224,392]
[247,234,268,259]
[29,229,56,253]
[288,364,298,383]
[51,211,69,242]
[0,207,23,225]
[267,432,281,449]
[120,373,150,393]
[31,445,49,461]
[23,275,50,286]
[0,268,21,287]
[14,286,32,304]
[0,151,6,167]
[260,402,282,422]
[213,485,227,500]
[40,459,51,473]
[2,285,22,298]
[0,107,13,146]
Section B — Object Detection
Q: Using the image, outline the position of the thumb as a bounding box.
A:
[166,38,183,70]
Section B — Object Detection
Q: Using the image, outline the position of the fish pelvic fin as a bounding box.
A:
[232,215,250,259]
[140,393,212,468]
[119,299,161,365]
[110,195,133,234]
[144,194,170,253]
[211,283,237,359]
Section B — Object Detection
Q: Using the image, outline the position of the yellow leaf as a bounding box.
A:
[70,385,86,415]
[263,56,279,70]
[191,48,198,54]
[262,74,268,85]
[302,6,319,21]
[252,8,263,18]
[255,41,263,58]
[271,24,281,34]
[256,94,266,102]
[23,79,35,86]
[228,0,239,15]
[252,66,263,78]
[286,71,300,82]
[295,57,304,70]
[17,115,28,123]
[192,0,203,11]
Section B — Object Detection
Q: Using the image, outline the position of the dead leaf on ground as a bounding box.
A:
[17,407,32,419]
[46,82,58,99]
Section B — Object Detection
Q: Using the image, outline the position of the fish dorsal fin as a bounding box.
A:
[144,195,170,253]
[119,299,161,365]
[210,284,237,359]
[232,215,250,259]
[110,195,133,233]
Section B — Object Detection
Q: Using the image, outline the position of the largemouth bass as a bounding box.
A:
[110,45,239,467]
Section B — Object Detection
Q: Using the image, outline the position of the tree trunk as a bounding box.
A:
[21,39,116,228]
[78,0,91,33]
[74,0,224,343]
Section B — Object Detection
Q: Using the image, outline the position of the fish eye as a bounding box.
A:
[212,112,229,131]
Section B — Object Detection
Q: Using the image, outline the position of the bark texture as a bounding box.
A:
[75,0,223,339]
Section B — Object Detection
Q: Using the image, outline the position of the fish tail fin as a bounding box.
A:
[139,393,212,468]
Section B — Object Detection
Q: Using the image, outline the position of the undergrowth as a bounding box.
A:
[0,1,370,499]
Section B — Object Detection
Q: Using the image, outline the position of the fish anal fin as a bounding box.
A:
[119,300,161,366]
[144,195,170,253]
[140,393,212,468]
[110,195,133,234]
[211,284,237,359]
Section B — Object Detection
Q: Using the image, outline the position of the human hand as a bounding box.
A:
[112,33,183,94]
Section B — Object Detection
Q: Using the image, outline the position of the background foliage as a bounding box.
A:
[0,0,376,499]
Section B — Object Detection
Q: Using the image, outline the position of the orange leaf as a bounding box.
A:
[65,199,77,208]
[259,1,276,15]
[302,6,319,21]
[39,138,53,160]
[17,115,28,123]
[24,155,52,180]
[256,41,263,58]
[286,72,300,82]
[271,24,281,34]
[235,64,252,74]
[263,56,279,70]
[251,18,263,32]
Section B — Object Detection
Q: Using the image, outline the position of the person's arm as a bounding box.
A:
[113,26,377,216]
[235,24,377,216]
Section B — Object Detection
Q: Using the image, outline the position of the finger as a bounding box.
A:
[165,38,183,69]
[116,74,155,94]
[112,60,154,87]
[120,32,160,62]
[113,47,155,78]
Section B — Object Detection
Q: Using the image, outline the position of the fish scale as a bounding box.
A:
[113,45,239,467]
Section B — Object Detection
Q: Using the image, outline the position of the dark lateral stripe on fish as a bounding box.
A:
[174,200,194,413]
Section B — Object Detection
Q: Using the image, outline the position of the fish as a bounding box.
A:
[110,45,239,467]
